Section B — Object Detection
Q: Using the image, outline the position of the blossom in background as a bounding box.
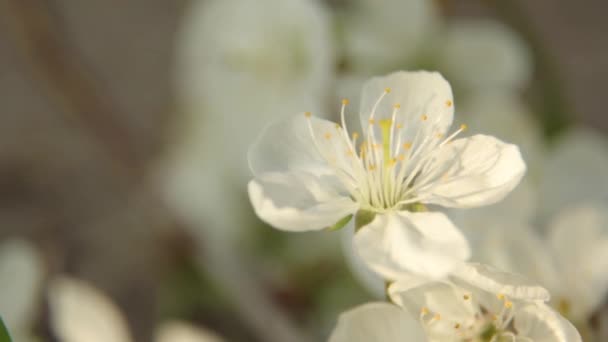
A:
[48,276,224,342]
[0,239,44,342]
[449,128,608,338]
[435,19,533,94]
[163,0,333,246]
[248,70,526,279]
[330,263,581,342]
[469,205,608,333]
[339,0,438,73]
[537,128,608,222]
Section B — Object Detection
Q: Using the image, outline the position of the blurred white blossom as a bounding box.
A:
[248,71,526,279]
[48,276,224,342]
[435,19,533,93]
[339,0,438,73]
[538,128,608,221]
[0,239,43,342]
[330,263,580,341]
[163,0,334,246]
[470,204,608,326]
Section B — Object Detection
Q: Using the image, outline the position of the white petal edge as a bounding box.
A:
[514,303,582,342]
[328,302,425,342]
[248,113,354,178]
[48,276,133,342]
[248,176,357,231]
[547,203,608,320]
[340,221,386,298]
[155,321,225,342]
[0,239,43,332]
[353,211,470,280]
[450,263,550,302]
[420,134,526,208]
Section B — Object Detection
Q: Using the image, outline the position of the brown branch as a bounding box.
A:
[1,0,142,176]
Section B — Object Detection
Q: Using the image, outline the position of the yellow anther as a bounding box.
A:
[342,98,349,105]
[393,103,401,109]
[504,301,513,309]
[463,294,470,300]
[369,119,375,125]
[335,123,341,129]
[441,172,450,181]
[497,293,505,300]
[304,111,312,118]
[384,87,391,93]
[346,149,354,156]
[446,100,453,107]
[396,123,403,129]
[421,307,429,315]
[433,313,441,320]
[403,142,412,150]
[454,323,461,329]
[421,114,428,121]
[492,314,498,321]
[436,133,444,138]
[369,164,377,171]
[397,154,405,161]
[460,123,468,131]
[324,132,332,140]
[352,132,359,140]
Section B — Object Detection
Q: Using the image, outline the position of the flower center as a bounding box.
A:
[419,292,518,341]
[304,89,466,212]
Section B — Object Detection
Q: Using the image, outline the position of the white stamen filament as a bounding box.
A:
[304,89,462,212]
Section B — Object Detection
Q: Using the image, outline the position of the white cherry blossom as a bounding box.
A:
[470,204,608,327]
[388,263,580,342]
[329,263,580,342]
[249,71,526,278]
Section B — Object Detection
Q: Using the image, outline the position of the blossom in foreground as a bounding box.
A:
[468,203,608,338]
[330,263,581,342]
[48,276,224,342]
[248,71,526,278]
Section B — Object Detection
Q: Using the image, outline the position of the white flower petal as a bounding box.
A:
[420,134,526,208]
[359,71,454,143]
[249,113,355,178]
[0,239,43,332]
[538,128,608,221]
[451,263,550,302]
[354,211,470,279]
[340,222,386,298]
[248,173,357,231]
[48,277,133,342]
[547,204,608,320]
[514,303,582,342]
[155,321,224,342]
[328,302,425,342]
[468,221,561,299]
[389,280,476,340]
[460,92,545,180]
[437,19,532,91]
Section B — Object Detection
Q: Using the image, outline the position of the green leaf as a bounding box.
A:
[0,317,12,342]
[326,214,353,231]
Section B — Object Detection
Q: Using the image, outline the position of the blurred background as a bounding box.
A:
[1,0,607,341]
